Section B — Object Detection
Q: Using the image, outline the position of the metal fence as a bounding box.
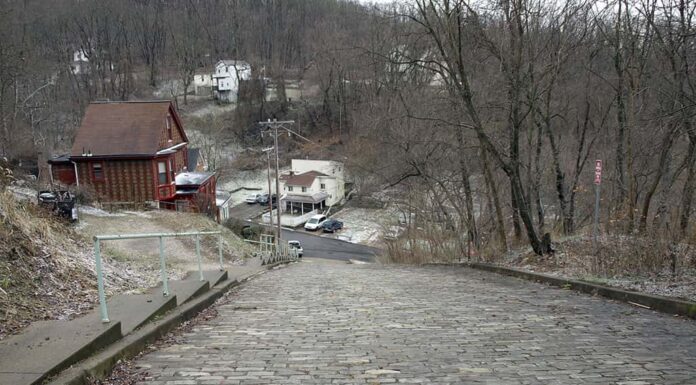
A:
[93,231,223,323]
[244,234,299,265]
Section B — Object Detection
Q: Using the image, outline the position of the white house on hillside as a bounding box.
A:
[212,60,251,103]
[265,159,345,227]
[71,49,89,75]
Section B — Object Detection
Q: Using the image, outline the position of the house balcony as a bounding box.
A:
[283,192,328,214]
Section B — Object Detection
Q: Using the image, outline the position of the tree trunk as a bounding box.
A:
[511,173,545,255]
[679,135,696,237]
[614,0,628,209]
[511,182,522,239]
[545,120,571,234]
[639,129,673,232]
[456,129,479,251]
[533,120,544,232]
[482,148,507,251]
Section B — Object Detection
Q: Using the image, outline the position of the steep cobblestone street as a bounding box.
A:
[131,259,696,384]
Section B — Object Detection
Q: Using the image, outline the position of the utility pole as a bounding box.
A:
[259,119,295,252]
[262,147,274,225]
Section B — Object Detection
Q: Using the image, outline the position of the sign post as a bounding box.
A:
[593,160,602,251]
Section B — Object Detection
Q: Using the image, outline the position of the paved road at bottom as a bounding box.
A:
[128,259,695,384]
[242,218,381,262]
[280,228,380,262]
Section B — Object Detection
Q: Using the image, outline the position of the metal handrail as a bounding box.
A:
[243,235,299,265]
[93,230,223,323]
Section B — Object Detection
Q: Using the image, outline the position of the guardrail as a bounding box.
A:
[244,234,299,265]
[93,231,223,323]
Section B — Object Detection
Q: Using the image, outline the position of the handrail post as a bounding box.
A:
[159,236,169,296]
[218,233,224,271]
[196,234,204,281]
[93,238,109,323]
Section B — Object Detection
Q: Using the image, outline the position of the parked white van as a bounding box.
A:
[304,214,327,231]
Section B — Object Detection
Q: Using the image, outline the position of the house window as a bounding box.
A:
[320,183,326,190]
[158,161,167,184]
[92,163,104,181]
[166,115,173,140]
[301,187,307,193]
[288,186,293,192]
[169,159,175,180]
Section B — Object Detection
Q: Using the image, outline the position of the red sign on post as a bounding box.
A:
[594,160,602,185]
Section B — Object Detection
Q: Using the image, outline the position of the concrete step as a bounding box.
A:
[0,316,121,385]
[167,277,209,306]
[149,270,227,307]
[105,293,177,335]
[0,268,241,385]
[201,269,228,287]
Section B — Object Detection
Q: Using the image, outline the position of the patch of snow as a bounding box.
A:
[121,210,152,218]
[220,168,290,206]
[187,102,237,118]
[328,206,404,247]
[8,186,37,202]
[79,206,125,217]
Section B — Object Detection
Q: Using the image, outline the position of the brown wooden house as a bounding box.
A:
[49,101,216,215]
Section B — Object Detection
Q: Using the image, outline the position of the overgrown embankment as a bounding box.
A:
[0,188,255,341]
[0,191,109,339]
[382,228,696,302]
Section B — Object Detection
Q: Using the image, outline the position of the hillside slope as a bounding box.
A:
[0,191,254,340]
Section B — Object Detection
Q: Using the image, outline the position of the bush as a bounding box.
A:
[224,217,267,240]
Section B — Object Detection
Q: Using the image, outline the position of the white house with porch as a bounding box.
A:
[263,159,345,227]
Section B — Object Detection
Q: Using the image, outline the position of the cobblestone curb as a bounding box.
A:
[465,262,696,320]
[48,261,293,385]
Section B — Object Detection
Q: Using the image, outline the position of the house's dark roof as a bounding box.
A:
[281,170,327,187]
[284,192,329,204]
[71,101,187,157]
[48,154,70,164]
[188,148,200,171]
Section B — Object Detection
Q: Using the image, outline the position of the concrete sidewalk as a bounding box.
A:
[0,257,267,385]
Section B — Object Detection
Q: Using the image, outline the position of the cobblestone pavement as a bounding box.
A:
[131,259,696,384]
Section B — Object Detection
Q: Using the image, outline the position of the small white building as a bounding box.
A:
[212,60,251,103]
[193,72,214,96]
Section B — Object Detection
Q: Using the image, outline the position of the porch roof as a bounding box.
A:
[284,192,328,204]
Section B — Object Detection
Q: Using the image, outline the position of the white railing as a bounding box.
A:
[93,231,223,323]
[244,234,299,265]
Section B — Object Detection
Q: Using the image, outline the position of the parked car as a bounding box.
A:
[245,193,261,204]
[288,240,303,257]
[304,214,327,231]
[256,193,277,205]
[322,218,344,233]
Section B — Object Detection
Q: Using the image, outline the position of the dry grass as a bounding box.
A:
[0,190,256,341]
[508,234,696,301]
[380,225,465,264]
[0,191,97,339]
